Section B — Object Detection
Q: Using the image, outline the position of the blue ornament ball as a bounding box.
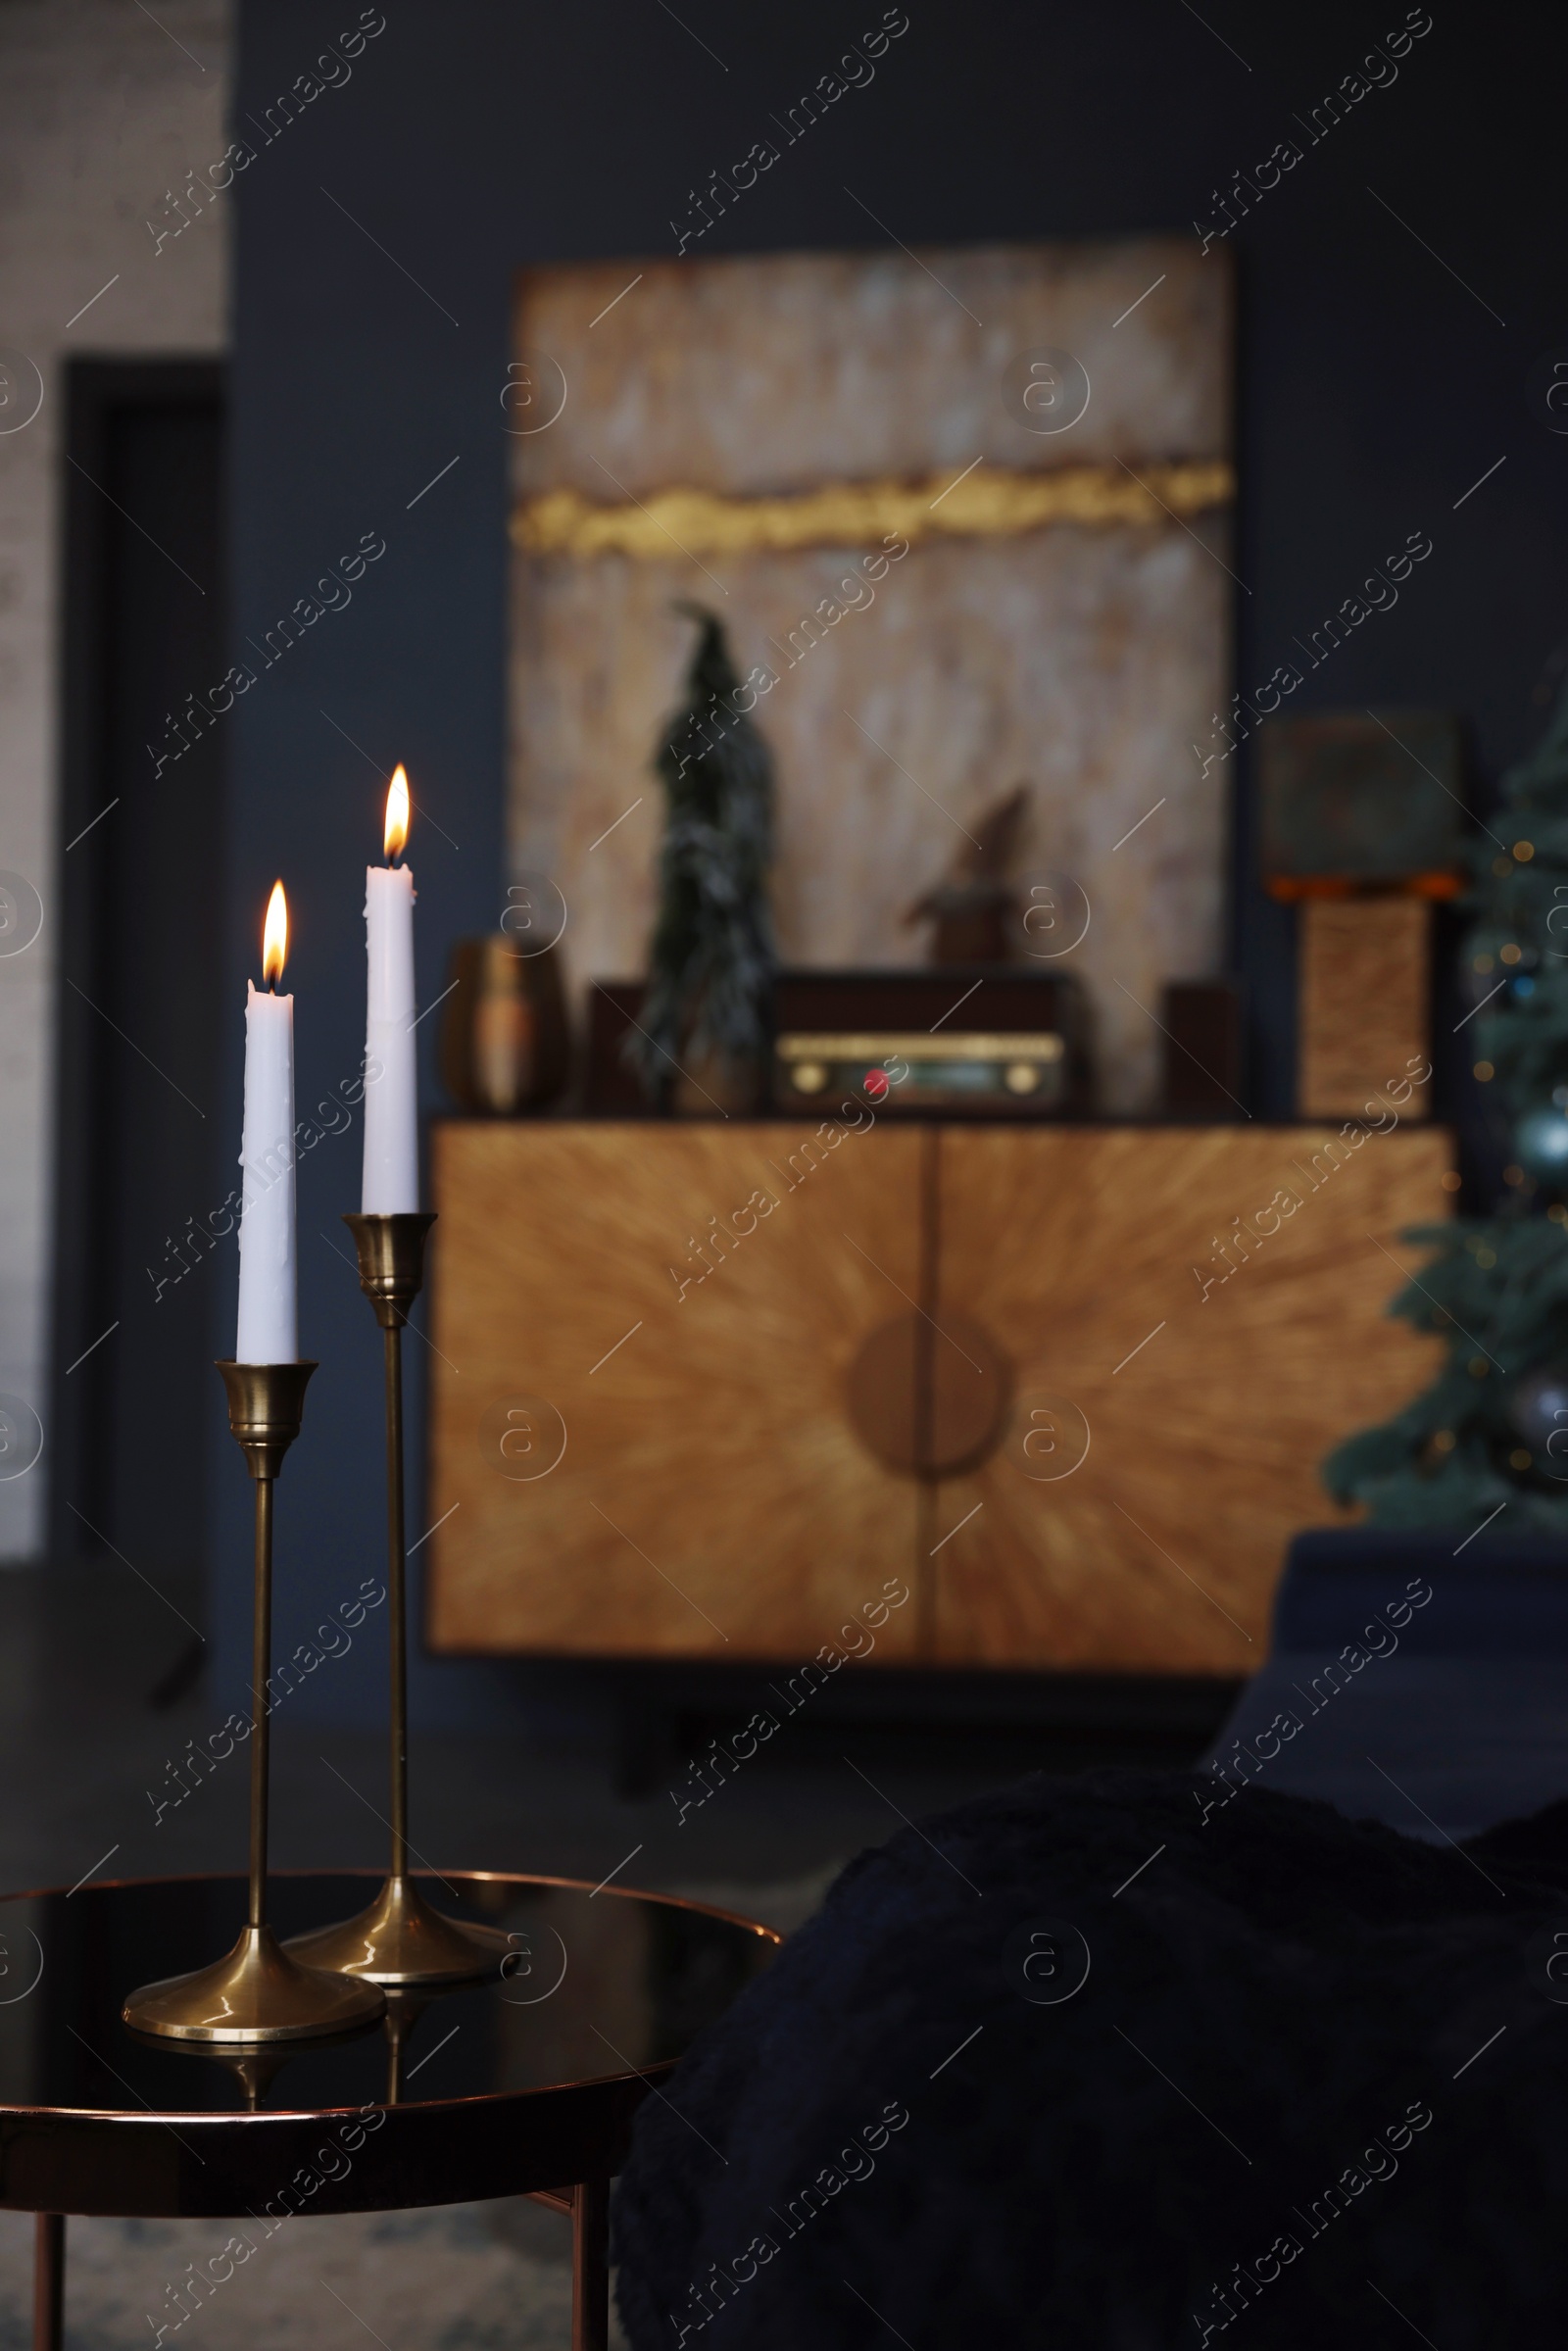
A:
[1511,1365,1568,1474]
[1514,1104,1568,1182]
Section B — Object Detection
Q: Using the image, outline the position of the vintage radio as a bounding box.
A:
[584,969,1089,1115]
[771,969,1088,1116]
[775,1028,1067,1108]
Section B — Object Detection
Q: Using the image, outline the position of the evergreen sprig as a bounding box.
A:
[626,606,774,1106]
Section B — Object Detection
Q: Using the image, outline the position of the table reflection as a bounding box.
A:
[0,1873,774,2118]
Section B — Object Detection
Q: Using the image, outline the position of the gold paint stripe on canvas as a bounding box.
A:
[510,459,1235,561]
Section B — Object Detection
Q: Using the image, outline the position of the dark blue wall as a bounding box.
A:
[220,0,1568,1726]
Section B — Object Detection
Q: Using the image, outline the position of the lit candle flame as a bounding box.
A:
[384,763,411,860]
[262,879,288,986]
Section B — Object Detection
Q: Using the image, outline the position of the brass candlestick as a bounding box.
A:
[124,1363,387,2042]
[285,1215,507,1984]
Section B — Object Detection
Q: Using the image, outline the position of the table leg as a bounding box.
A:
[570,2179,610,2351]
[32,2215,64,2351]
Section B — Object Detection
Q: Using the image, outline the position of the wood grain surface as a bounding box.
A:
[1298,899,1432,1119]
[927,1124,1451,1672]
[426,1119,922,1660]
[427,1121,1451,1671]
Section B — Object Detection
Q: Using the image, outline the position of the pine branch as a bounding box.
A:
[626,607,775,1104]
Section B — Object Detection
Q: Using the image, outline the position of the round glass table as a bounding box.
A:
[0,1870,777,2351]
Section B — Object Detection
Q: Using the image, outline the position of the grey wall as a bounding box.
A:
[221,0,1568,1728]
[0,0,228,1565]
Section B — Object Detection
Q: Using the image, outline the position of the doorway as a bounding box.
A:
[50,359,227,1654]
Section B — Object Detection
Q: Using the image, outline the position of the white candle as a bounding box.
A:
[362,762,419,1212]
[235,882,298,1363]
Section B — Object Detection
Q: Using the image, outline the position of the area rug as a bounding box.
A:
[0,2200,588,2351]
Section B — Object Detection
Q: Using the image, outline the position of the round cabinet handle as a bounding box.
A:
[845,1311,1012,1476]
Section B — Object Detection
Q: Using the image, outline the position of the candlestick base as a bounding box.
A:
[123,1923,386,2043]
[284,1875,510,1987]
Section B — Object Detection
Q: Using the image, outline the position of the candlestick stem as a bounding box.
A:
[283,1215,508,1985]
[248,1469,272,1929]
[385,1315,410,1880]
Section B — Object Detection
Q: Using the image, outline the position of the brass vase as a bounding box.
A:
[439,936,567,1114]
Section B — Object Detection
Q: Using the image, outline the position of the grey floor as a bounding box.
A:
[0,1559,1041,1926]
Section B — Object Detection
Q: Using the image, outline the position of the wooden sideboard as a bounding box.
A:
[424,1120,1451,1675]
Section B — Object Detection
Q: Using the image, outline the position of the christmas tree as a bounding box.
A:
[1324,685,1568,1527]
[626,605,774,1109]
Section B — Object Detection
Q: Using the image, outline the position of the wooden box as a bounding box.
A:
[1298,899,1432,1120]
[425,1120,1451,1674]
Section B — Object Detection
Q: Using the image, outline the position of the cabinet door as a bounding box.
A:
[426,1121,922,1661]
[928,1127,1452,1673]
